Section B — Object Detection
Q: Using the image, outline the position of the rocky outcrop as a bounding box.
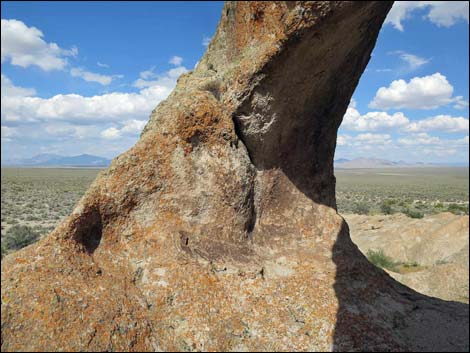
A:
[1,2,468,351]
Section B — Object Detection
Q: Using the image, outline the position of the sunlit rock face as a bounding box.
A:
[1,2,468,351]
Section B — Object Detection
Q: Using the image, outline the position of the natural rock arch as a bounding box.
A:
[1,2,468,351]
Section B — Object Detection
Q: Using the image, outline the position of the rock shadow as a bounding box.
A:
[331,218,469,351]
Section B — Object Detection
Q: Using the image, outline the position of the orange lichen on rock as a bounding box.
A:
[2,2,469,352]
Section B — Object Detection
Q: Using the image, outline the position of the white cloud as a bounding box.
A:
[1,19,77,71]
[1,85,171,124]
[336,133,391,146]
[423,1,470,27]
[342,106,410,131]
[390,51,430,72]
[97,61,109,68]
[342,100,468,135]
[70,67,115,85]
[348,98,357,109]
[202,36,211,46]
[121,119,147,134]
[100,119,147,140]
[1,74,36,98]
[139,66,157,80]
[453,96,469,110]
[336,131,468,162]
[355,133,392,145]
[385,2,426,31]
[398,132,441,145]
[135,58,188,89]
[337,135,350,146]
[101,127,121,139]
[1,64,184,125]
[405,115,469,133]
[169,66,187,77]
[369,73,456,110]
[399,53,429,70]
[169,55,183,66]
[386,1,469,31]
[338,101,469,162]
[133,66,188,89]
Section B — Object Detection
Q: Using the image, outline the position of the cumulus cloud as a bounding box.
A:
[369,73,457,110]
[338,104,468,162]
[405,115,469,133]
[336,133,392,146]
[1,57,189,127]
[44,124,97,140]
[386,1,469,31]
[342,106,410,131]
[342,101,468,134]
[120,119,147,134]
[398,132,441,145]
[70,67,115,85]
[1,19,77,71]
[1,74,36,98]
[336,130,468,162]
[101,127,121,139]
[1,62,187,124]
[100,120,147,140]
[169,55,183,66]
[1,85,171,124]
[355,133,392,144]
[97,61,110,68]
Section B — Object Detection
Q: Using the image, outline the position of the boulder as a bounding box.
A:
[1,2,468,351]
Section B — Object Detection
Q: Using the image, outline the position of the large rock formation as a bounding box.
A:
[1,2,468,351]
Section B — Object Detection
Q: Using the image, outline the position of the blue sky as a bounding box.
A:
[1,1,469,163]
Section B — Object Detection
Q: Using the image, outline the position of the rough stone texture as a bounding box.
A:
[1,2,468,351]
[346,212,469,303]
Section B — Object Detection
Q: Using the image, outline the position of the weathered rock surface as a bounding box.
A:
[1,2,468,351]
[346,212,470,303]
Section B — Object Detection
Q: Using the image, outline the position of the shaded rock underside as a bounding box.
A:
[1,2,468,352]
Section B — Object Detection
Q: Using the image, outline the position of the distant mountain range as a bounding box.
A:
[2,153,111,167]
[334,157,468,169]
[2,154,467,168]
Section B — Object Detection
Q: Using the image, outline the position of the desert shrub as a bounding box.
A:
[366,249,398,272]
[380,201,395,215]
[353,202,370,215]
[404,208,423,219]
[3,225,40,251]
[415,201,426,210]
[446,203,469,215]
